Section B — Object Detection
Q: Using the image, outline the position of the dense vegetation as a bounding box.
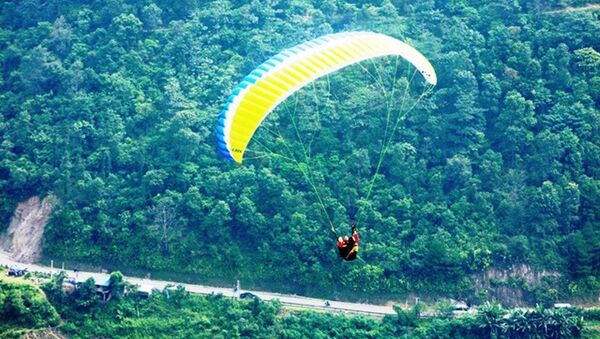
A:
[0,0,599,302]
[0,274,60,338]
[0,272,591,338]
[48,293,587,338]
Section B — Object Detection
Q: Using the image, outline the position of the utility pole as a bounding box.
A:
[233,279,240,299]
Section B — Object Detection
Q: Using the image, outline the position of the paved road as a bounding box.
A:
[0,251,397,317]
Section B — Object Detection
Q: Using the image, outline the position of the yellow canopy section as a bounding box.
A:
[216,32,437,163]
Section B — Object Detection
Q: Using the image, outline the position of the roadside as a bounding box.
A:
[0,250,396,317]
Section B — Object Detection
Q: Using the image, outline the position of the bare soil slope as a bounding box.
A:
[0,195,55,263]
[545,3,600,14]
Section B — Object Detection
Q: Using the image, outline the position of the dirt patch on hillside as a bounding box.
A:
[21,328,67,339]
[0,195,56,263]
[545,3,600,14]
[471,264,561,307]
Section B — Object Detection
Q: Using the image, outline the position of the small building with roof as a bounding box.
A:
[65,275,113,302]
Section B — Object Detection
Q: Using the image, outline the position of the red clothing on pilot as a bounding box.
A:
[337,224,359,261]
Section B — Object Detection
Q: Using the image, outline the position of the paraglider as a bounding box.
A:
[216,31,436,260]
[337,220,360,261]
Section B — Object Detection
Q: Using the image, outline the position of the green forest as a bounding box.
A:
[0,0,599,307]
[1,270,595,338]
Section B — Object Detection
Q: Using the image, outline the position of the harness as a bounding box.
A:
[345,244,359,259]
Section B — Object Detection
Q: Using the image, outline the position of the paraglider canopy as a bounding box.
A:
[216,31,437,164]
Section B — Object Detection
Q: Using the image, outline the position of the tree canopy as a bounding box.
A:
[0,0,599,302]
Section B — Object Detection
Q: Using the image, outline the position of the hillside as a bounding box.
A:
[0,0,598,305]
[0,270,592,338]
[0,196,55,263]
[0,272,60,338]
